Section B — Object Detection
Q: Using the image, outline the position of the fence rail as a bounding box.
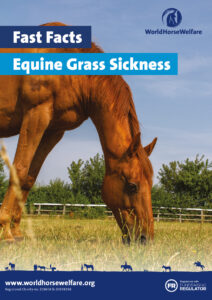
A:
[29,203,212,223]
[1,202,212,222]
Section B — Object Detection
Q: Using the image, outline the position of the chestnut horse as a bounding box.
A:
[0,22,157,243]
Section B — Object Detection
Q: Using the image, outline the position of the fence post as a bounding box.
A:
[157,209,160,222]
[63,204,66,215]
[201,209,204,223]
[179,208,182,223]
[38,204,41,215]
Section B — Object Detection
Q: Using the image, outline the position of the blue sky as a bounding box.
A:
[1,0,212,184]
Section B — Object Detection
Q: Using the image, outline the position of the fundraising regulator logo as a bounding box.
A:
[165,279,207,293]
[145,8,202,35]
[165,279,178,293]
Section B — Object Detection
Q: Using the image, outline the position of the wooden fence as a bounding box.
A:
[29,203,212,223]
[0,202,211,222]
[153,206,212,223]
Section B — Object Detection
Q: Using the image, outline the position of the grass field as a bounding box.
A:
[0,217,211,272]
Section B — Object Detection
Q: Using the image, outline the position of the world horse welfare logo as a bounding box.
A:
[162,8,182,27]
[145,8,202,35]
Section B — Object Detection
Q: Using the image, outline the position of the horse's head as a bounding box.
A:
[102,133,157,244]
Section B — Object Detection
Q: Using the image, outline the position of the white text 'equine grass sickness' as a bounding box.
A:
[0,53,178,75]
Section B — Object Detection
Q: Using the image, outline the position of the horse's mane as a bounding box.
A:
[91,75,153,185]
[41,22,153,183]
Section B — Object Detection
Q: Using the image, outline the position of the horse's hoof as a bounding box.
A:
[122,235,131,246]
[7,239,15,244]
[2,238,16,244]
[11,227,24,241]
[140,235,147,245]
[14,236,24,242]
[1,231,16,243]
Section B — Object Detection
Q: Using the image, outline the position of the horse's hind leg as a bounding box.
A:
[11,130,64,240]
[0,103,52,241]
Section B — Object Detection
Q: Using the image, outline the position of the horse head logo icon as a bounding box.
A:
[162,8,182,27]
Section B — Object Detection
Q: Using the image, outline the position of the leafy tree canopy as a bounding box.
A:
[157,155,212,208]
[68,153,105,203]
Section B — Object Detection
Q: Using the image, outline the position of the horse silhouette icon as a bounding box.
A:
[121,262,133,271]
[162,265,171,272]
[50,264,56,271]
[84,264,94,271]
[194,261,205,271]
[167,11,177,26]
[5,263,15,271]
[9,262,15,271]
[38,265,46,271]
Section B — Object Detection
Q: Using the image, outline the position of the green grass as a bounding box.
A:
[0,217,211,272]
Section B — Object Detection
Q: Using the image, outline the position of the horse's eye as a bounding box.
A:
[127,182,138,194]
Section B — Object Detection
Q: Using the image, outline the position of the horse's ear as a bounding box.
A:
[126,133,141,157]
[144,137,157,156]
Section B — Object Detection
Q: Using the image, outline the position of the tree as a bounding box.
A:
[28,179,73,205]
[151,185,175,207]
[47,178,72,203]
[68,154,105,203]
[157,155,212,208]
[67,159,84,196]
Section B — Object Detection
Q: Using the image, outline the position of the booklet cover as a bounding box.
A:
[0,1,211,299]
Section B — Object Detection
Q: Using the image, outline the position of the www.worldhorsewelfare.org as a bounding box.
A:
[145,28,202,35]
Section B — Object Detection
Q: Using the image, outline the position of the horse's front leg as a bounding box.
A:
[0,102,52,241]
[111,208,131,245]
[11,130,64,240]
